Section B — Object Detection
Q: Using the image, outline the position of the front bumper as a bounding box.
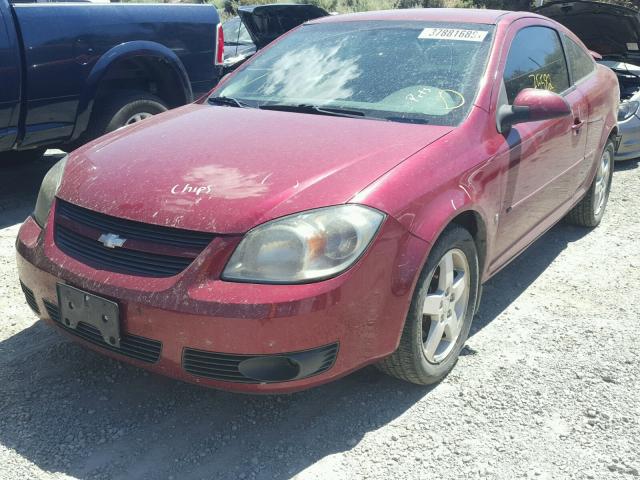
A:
[16,208,428,393]
[616,114,640,161]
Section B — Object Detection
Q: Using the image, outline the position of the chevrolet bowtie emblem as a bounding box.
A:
[98,233,127,249]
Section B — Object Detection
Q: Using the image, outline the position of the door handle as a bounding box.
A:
[572,119,584,132]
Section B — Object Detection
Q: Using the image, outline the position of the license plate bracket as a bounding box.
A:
[56,284,121,348]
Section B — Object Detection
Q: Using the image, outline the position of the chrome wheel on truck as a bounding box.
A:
[124,112,154,126]
[74,92,168,148]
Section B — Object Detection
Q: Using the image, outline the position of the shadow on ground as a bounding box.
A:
[0,216,591,480]
[614,157,639,172]
[470,223,589,337]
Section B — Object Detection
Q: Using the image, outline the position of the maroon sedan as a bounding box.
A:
[17,8,619,393]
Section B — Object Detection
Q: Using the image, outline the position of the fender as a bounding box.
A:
[352,121,501,284]
[409,186,492,266]
[594,63,620,157]
[580,66,620,190]
[70,41,193,142]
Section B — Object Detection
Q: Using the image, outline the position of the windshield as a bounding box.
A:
[214,21,495,126]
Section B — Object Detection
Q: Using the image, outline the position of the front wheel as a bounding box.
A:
[377,225,479,385]
[565,139,615,227]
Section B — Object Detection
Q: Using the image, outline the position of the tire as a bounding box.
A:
[377,225,479,385]
[82,91,168,144]
[565,139,615,227]
[0,147,46,167]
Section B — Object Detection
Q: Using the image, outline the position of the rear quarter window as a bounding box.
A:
[563,35,596,83]
[504,26,570,103]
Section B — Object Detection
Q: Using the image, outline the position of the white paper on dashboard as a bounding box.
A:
[418,28,488,42]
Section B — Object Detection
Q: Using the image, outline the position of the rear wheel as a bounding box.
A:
[565,139,614,227]
[377,225,479,385]
[78,91,168,146]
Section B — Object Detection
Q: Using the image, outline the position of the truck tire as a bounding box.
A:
[565,139,615,227]
[0,147,46,166]
[84,92,168,143]
[376,225,479,385]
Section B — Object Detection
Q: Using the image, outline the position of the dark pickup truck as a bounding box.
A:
[0,0,223,162]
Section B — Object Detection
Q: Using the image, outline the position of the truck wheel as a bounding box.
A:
[565,139,615,227]
[87,92,168,141]
[376,225,479,385]
[0,148,46,166]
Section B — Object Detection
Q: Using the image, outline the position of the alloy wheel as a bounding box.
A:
[593,148,612,216]
[421,248,471,364]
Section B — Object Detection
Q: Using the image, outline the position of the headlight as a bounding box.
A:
[618,100,640,121]
[222,205,385,283]
[33,155,67,228]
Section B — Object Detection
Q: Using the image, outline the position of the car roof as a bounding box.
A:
[308,8,524,26]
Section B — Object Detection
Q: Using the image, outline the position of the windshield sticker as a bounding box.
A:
[627,43,639,51]
[418,28,488,42]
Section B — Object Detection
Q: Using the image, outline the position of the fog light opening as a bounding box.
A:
[238,356,301,382]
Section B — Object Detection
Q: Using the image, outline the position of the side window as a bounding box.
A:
[504,26,570,103]
[563,35,595,83]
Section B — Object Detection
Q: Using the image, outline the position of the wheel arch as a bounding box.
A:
[70,41,192,142]
[609,125,619,138]
[449,210,488,278]
[407,186,490,282]
[411,207,488,317]
[608,125,620,152]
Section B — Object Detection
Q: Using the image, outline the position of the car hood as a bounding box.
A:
[536,1,640,60]
[58,104,453,234]
[238,4,328,49]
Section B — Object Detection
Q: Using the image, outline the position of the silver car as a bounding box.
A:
[602,60,640,161]
[537,0,640,161]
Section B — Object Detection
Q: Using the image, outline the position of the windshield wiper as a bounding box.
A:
[384,116,430,125]
[208,96,252,108]
[258,104,367,119]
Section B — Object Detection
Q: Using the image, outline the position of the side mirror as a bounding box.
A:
[497,88,571,133]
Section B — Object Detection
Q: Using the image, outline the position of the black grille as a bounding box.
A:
[56,199,215,249]
[55,225,193,277]
[44,300,162,363]
[183,343,339,383]
[54,199,215,277]
[20,282,40,314]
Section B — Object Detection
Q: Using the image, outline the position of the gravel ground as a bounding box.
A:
[0,152,638,480]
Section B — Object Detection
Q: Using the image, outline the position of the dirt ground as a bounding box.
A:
[0,152,638,480]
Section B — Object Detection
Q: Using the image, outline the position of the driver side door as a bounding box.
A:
[0,5,21,151]
[492,22,588,266]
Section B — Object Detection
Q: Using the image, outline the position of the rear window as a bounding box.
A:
[504,26,570,103]
[215,21,495,126]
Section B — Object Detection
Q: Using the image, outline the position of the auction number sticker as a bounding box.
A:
[419,28,488,42]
